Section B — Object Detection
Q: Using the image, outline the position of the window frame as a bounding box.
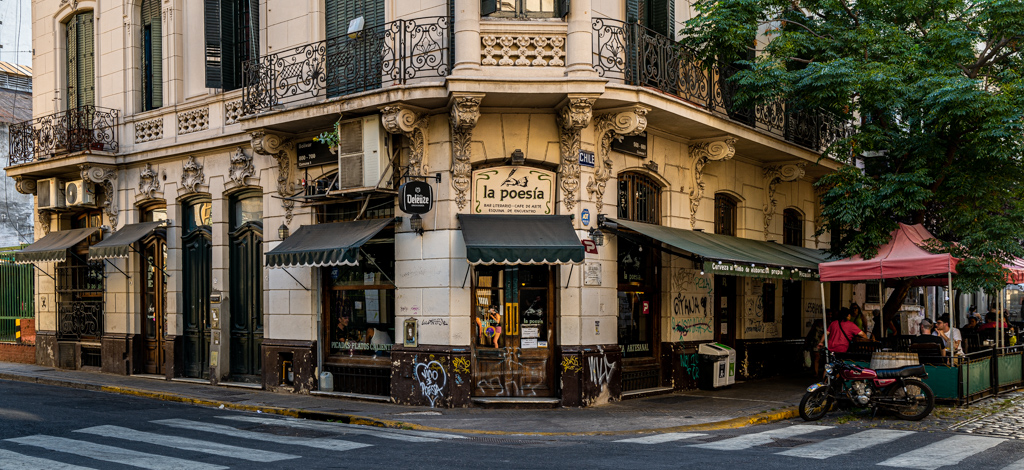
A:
[481,0,569,19]
[782,208,802,247]
[617,172,662,225]
[714,193,738,237]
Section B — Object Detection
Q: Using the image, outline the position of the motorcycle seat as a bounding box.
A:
[874,364,927,379]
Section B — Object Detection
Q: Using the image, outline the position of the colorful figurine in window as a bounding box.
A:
[476,306,502,348]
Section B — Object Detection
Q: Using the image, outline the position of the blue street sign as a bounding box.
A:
[581,208,591,226]
[579,149,595,167]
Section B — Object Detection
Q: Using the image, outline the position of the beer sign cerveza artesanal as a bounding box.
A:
[471,166,555,215]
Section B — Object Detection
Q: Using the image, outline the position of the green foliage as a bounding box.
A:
[313,122,341,150]
[681,0,1024,292]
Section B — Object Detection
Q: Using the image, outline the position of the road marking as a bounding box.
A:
[690,425,832,451]
[218,415,465,442]
[878,435,1004,469]
[75,425,297,462]
[152,418,372,452]
[776,429,915,459]
[615,432,707,444]
[5,435,226,470]
[1001,455,1024,470]
[0,448,97,470]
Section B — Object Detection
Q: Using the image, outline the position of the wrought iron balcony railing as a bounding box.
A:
[243,16,451,114]
[592,18,848,152]
[8,106,120,167]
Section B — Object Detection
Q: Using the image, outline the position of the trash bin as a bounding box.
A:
[699,343,734,389]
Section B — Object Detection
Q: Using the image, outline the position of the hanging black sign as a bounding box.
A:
[399,181,434,214]
[296,139,336,169]
[611,131,648,158]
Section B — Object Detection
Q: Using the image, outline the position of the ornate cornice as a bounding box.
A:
[138,163,160,200]
[688,138,736,228]
[587,106,649,214]
[180,156,206,195]
[557,97,595,212]
[381,105,428,177]
[449,95,482,211]
[762,163,806,240]
[81,164,119,231]
[250,131,295,223]
[229,146,255,187]
[12,176,35,195]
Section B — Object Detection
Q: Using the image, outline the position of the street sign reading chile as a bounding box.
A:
[398,181,434,214]
[579,149,595,167]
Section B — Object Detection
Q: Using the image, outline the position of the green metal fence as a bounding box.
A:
[0,245,33,342]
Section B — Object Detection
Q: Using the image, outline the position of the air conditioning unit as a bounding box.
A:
[36,178,66,210]
[65,180,97,207]
[336,115,388,190]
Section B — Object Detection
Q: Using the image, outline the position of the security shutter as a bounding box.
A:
[204,0,222,89]
[66,11,95,110]
[142,0,163,110]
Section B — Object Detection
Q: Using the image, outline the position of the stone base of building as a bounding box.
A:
[35,332,57,367]
[262,339,316,393]
[101,334,142,375]
[390,345,472,408]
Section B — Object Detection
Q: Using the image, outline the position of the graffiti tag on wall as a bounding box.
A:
[674,318,713,340]
[562,355,583,374]
[680,353,699,380]
[670,268,714,342]
[415,360,446,408]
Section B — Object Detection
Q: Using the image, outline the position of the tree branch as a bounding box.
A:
[765,18,832,40]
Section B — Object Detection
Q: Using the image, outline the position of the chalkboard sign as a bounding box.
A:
[296,140,335,169]
[611,131,648,158]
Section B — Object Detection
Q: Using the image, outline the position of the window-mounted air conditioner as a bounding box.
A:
[65,179,97,207]
[36,178,66,210]
[336,116,387,190]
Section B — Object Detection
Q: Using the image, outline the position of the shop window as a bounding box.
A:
[325,232,395,357]
[617,237,655,358]
[618,172,661,224]
[57,210,105,341]
[762,282,776,323]
[473,266,550,350]
[141,0,163,110]
[204,0,259,91]
[715,193,738,236]
[66,11,95,109]
[482,0,568,18]
[783,208,802,246]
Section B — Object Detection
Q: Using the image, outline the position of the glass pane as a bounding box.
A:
[185,201,212,232]
[326,238,395,288]
[475,267,504,348]
[618,291,653,357]
[525,0,554,13]
[328,288,395,356]
[498,0,516,12]
[144,208,167,223]
[234,196,263,228]
[145,252,157,339]
[520,289,547,345]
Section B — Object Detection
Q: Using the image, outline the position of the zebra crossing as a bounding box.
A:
[0,415,464,470]
[613,425,1018,470]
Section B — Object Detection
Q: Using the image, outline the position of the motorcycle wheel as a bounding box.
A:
[888,378,935,421]
[799,388,832,421]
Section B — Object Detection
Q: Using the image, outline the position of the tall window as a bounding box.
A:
[325,0,384,97]
[618,172,661,224]
[141,0,163,110]
[482,0,568,18]
[783,209,802,246]
[204,0,259,91]
[627,0,675,38]
[66,11,95,109]
[715,193,738,236]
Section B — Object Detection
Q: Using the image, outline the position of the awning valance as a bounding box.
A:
[88,221,166,260]
[265,218,393,268]
[458,214,584,265]
[610,218,829,279]
[14,227,99,264]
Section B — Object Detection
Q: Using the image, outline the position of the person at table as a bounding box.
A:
[961,313,980,334]
[978,311,1009,331]
[935,314,964,356]
[818,307,868,354]
[911,319,945,350]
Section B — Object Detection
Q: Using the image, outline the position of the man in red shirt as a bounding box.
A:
[819,307,868,353]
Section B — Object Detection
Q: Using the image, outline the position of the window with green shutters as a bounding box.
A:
[626,0,674,38]
[325,0,384,98]
[481,0,569,18]
[205,0,259,91]
[142,0,163,110]
[66,11,95,110]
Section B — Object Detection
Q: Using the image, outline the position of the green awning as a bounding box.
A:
[88,221,166,260]
[265,218,393,268]
[610,218,830,279]
[459,214,584,265]
[14,227,99,264]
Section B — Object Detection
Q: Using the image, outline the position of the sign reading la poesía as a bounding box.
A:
[471,166,555,215]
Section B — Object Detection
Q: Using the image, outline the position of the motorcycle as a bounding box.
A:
[799,351,935,421]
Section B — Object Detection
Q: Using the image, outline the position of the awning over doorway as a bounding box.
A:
[609,218,829,279]
[458,214,585,265]
[88,221,166,260]
[265,217,393,268]
[14,227,99,264]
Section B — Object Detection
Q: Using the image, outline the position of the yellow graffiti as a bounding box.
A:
[561,356,583,374]
[452,357,471,374]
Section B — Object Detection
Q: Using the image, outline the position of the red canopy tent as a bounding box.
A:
[1004,258,1024,284]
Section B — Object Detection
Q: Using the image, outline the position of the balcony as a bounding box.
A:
[243,16,451,115]
[8,106,120,167]
[592,18,847,152]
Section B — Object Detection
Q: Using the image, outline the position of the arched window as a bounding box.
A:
[714,193,738,236]
[783,209,802,247]
[141,0,163,110]
[617,172,661,224]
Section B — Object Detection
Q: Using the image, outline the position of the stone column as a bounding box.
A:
[452,0,482,74]
[565,0,595,77]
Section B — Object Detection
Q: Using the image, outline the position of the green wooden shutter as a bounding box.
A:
[66,11,95,110]
[481,0,499,16]
[142,0,162,109]
[557,0,570,18]
[221,0,238,90]
[66,16,78,110]
[204,0,222,89]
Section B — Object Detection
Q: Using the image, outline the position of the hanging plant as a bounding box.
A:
[313,121,341,153]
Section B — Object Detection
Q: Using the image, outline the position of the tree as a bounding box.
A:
[681,0,1024,316]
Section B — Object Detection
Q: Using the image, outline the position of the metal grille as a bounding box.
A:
[324,364,391,396]
[617,172,661,224]
[0,248,32,343]
[621,367,660,392]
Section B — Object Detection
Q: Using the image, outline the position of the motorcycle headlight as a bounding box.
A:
[824,364,834,375]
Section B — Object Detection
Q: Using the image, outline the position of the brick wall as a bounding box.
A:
[0,343,36,364]
[16,318,35,344]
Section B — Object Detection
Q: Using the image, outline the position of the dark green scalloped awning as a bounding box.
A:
[459,214,584,265]
[266,218,393,268]
[14,227,98,264]
[88,221,165,260]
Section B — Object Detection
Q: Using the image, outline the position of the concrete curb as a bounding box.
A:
[0,371,799,436]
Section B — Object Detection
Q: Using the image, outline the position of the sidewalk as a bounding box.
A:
[0,361,807,435]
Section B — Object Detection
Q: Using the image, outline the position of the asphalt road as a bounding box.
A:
[2,379,1023,469]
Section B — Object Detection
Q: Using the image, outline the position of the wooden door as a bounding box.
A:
[229,221,263,381]
[141,235,167,374]
[182,228,211,379]
[715,275,736,346]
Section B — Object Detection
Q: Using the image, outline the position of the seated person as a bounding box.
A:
[911,319,945,347]
[978,311,1010,331]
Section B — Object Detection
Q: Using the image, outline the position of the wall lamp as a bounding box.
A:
[278,223,290,240]
[410,214,424,235]
[588,227,604,246]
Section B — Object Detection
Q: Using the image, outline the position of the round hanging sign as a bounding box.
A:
[399,181,434,214]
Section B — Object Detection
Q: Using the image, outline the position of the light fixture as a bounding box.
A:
[278,223,290,240]
[511,149,525,165]
[589,227,604,246]
[700,270,705,275]
[410,214,424,235]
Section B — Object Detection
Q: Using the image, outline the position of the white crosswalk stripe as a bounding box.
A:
[775,429,915,460]
[5,435,227,470]
[0,448,97,470]
[690,425,832,451]
[615,432,707,444]
[877,435,1004,470]
[152,418,372,452]
[1001,455,1024,470]
[217,415,464,442]
[75,425,298,462]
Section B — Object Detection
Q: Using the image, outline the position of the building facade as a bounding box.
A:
[8,0,844,406]
[0,62,33,247]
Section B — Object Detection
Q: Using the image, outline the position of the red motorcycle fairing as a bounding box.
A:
[874,378,896,387]
[840,368,877,380]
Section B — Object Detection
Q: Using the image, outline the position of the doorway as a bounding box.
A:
[228,193,263,382]
[782,280,802,339]
[140,232,167,374]
[182,199,212,379]
[472,266,555,397]
[715,275,736,347]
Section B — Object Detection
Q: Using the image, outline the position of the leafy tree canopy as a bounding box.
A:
[681,0,1024,294]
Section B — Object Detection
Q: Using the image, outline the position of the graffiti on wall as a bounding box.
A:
[680,353,699,380]
[673,318,713,340]
[589,354,615,388]
[414,359,447,408]
[562,355,583,374]
[475,350,547,397]
[452,357,470,374]
[670,268,714,342]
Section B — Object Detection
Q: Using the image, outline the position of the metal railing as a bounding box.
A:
[243,16,451,114]
[8,106,120,166]
[56,300,103,341]
[592,18,848,152]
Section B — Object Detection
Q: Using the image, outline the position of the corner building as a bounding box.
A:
[8,0,843,406]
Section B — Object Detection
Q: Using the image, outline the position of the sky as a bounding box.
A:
[0,0,31,67]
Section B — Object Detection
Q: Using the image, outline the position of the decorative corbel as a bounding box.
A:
[180,156,206,194]
[762,163,806,240]
[229,146,255,187]
[81,164,119,231]
[449,95,483,210]
[12,176,36,195]
[38,209,52,235]
[587,106,649,214]
[381,105,428,177]
[138,163,160,199]
[557,97,595,212]
[688,138,736,228]
[250,131,295,223]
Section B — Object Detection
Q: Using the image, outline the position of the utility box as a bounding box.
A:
[699,343,736,389]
